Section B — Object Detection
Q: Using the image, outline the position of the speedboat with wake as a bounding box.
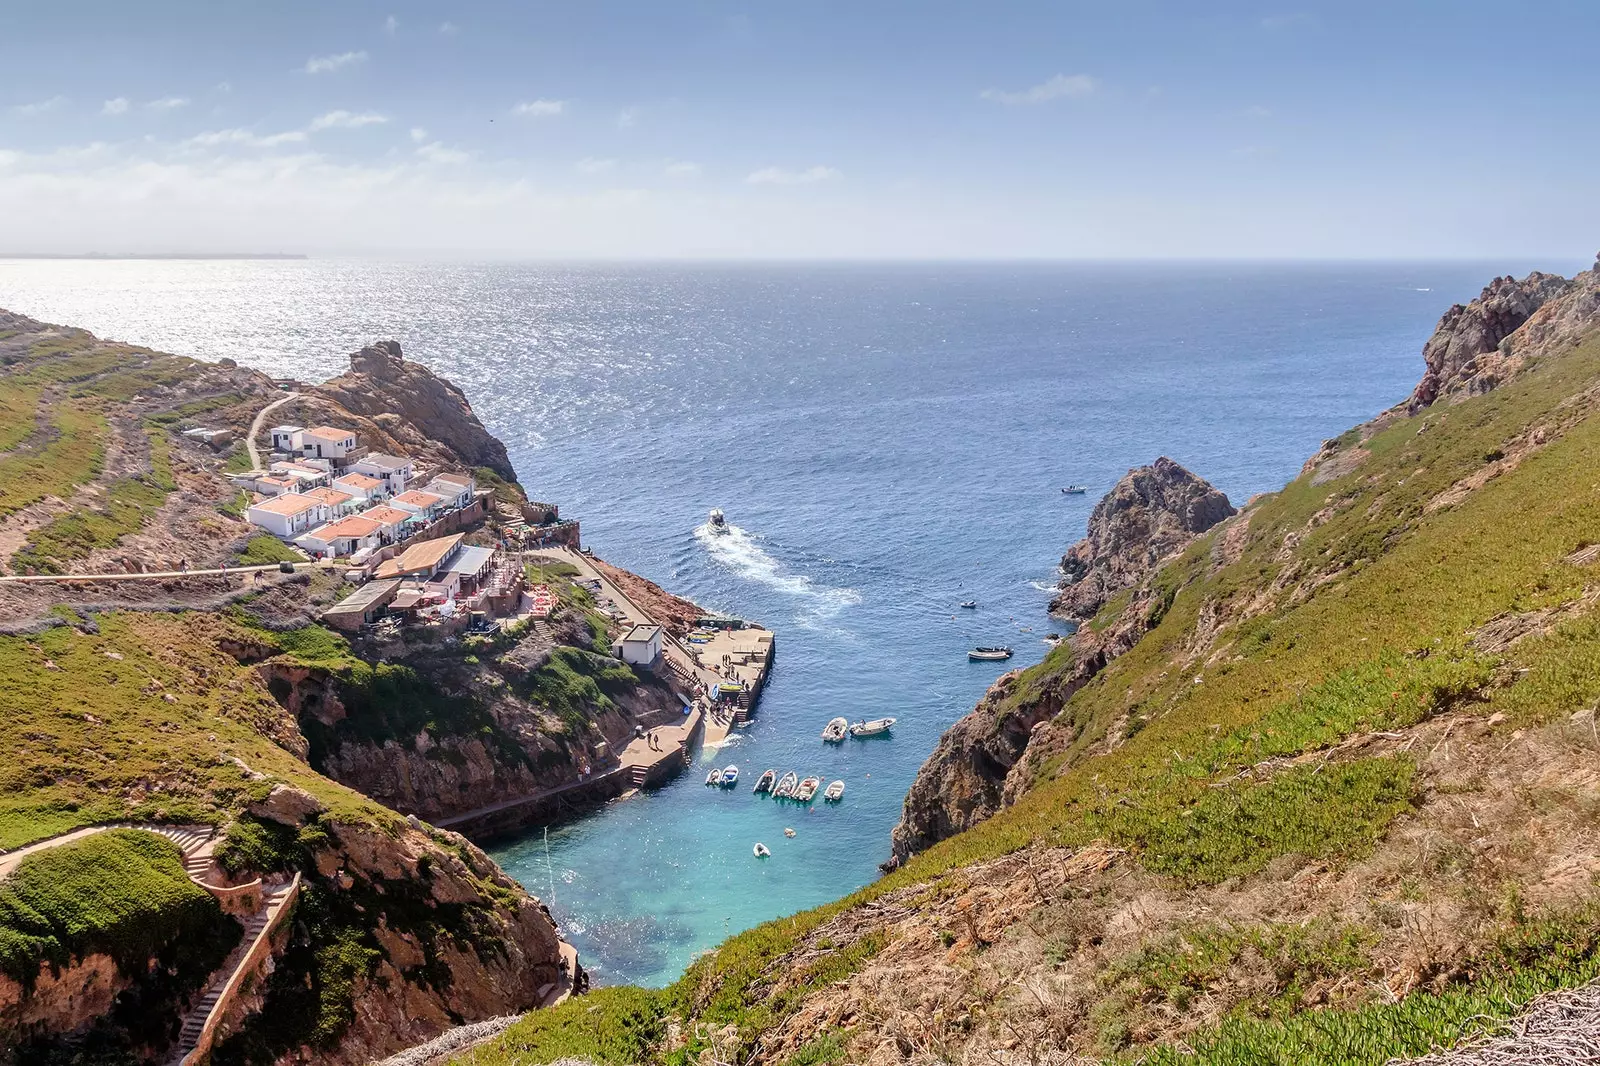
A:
[773,771,799,798]
[720,765,739,788]
[708,508,729,533]
[850,717,896,737]
[824,780,845,802]
[753,768,777,793]
[969,646,1013,661]
[820,716,849,742]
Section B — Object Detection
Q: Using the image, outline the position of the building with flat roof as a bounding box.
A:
[269,425,304,453]
[391,489,448,520]
[302,426,360,463]
[615,623,663,668]
[374,533,464,581]
[353,453,415,492]
[322,578,403,632]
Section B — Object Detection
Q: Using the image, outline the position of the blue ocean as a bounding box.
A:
[0,258,1566,987]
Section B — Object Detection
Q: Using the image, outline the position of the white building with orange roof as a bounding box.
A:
[360,504,416,542]
[296,514,384,559]
[390,488,448,521]
[301,425,360,463]
[299,486,357,518]
[333,471,388,504]
[246,492,330,538]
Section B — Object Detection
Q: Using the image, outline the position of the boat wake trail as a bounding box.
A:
[693,522,862,617]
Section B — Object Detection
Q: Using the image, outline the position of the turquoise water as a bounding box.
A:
[0,257,1577,987]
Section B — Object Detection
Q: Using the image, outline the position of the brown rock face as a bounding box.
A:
[1050,457,1234,620]
[315,340,516,482]
[1406,271,1573,412]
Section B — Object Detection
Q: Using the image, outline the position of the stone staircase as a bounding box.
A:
[106,822,216,874]
[168,879,299,1065]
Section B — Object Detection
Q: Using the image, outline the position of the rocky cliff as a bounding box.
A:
[1406,271,1573,411]
[313,340,516,481]
[887,459,1233,867]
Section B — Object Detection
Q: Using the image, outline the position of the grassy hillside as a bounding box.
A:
[459,322,1600,1063]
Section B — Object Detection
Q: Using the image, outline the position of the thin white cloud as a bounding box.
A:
[575,157,617,175]
[304,51,368,75]
[438,21,459,35]
[663,161,701,178]
[512,99,565,118]
[384,15,398,34]
[410,127,428,143]
[617,107,639,129]
[746,165,840,186]
[146,96,190,111]
[416,141,469,164]
[11,96,67,117]
[102,98,130,116]
[185,128,308,149]
[979,73,1097,106]
[1245,104,1273,118]
[309,110,389,131]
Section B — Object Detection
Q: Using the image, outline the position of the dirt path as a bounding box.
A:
[245,391,300,468]
[0,559,344,583]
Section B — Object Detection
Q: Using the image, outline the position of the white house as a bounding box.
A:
[300,486,357,518]
[333,472,388,504]
[360,504,415,542]
[352,453,415,493]
[301,426,360,463]
[269,460,331,489]
[296,514,383,559]
[269,425,305,453]
[246,492,329,539]
[390,489,448,521]
[424,472,475,510]
[615,624,662,668]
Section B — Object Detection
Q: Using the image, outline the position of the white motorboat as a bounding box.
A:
[720,765,740,788]
[968,646,1013,662]
[796,776,821,802]
[705,767,721,785]
[824,780,845,802]
[960,600,978,609]
[753,769,777,794]
[753,842,770,858]
[1062,485,1088,495]
[708,508,729,533]
[849,717,896,737]
[820,716,849,742]
[773,771,799,798]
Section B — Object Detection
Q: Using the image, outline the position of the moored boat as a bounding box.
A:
[796,776,821,802]
[960,600,977,609]
[821,716,849,742]
[720,765,739,788]
[1062,485,1088,494]
[773,771,799,798]
[969,646,1013,661]
[753,768,777,793]
[705,767,721,785]
[824,780,845,802]
[849,717,896,737]
[753,842,770,858]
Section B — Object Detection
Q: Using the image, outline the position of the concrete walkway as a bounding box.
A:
[0,559,346,584]
[244,391,300,469]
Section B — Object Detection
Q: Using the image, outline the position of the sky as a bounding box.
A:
[2,1,1598,259]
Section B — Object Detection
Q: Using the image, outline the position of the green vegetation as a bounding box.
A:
[0,401,106,520]
[475,465,529,507]
[235,533,301,565]
[0,830,237,988]
[1131,903,1600,1065]
[476,987,668,1065]
[520,646,640,729]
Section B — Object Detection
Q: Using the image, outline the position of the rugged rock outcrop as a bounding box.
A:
[314,340,516,481]
[888,460,1234,868]
[1050,457,1234,620]
[1407,271,1573,412]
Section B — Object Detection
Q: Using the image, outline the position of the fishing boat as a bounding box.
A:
[753,769,777,794]
[960,600,978,609]
[773,771,799,798]
[969,646,1014,661]
[796,776,821,802]
[720,765,740,788]
[753,842,770,858]
[1062,485,1088,495]
[820,716,849,742]
[824,780,845,802]
[850,717,896,737]
[708,508,729,533]
[705,767,721,785]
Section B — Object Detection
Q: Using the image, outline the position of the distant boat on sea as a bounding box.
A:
[969,646,1013,661]
[708,508,729,533]
[1062,485,1088,495]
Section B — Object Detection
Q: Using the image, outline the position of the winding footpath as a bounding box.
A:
[244,390,300,469]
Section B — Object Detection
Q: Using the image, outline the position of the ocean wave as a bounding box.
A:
[693,521,862,615]
[1028,579,1059,593]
